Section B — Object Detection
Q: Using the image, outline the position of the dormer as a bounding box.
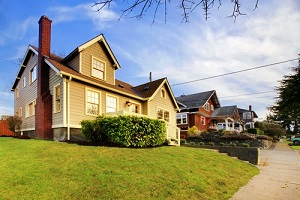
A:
[61,34,120,85]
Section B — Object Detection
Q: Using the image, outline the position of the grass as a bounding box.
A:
[0,137,259,200]
[283,138,300,150]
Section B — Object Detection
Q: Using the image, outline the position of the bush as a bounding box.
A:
[247,128,260,135]
[208,142,214,146]
[81,115,166,147]
[189,142,195,145]
[180,139,187,144]
[187,126,199,136]
[199,142,204,145]
[229,142,237,147]
[242,143,250,147]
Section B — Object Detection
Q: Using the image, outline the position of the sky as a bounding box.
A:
[0,0,299,120]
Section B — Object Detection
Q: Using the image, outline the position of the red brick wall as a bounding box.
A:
[35,16,53,139]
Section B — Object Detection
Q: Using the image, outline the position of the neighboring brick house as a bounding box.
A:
[238,105,258,130]
[11,16,180,143]
[176,90,221,138]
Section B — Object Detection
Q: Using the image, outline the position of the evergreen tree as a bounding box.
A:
[270,58,300,134]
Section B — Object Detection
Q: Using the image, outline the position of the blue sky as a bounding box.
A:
[0,0,299,120]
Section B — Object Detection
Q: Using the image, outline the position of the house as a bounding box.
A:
[238,105,258,130]
[176,90,221,138]
[11,16,180,143]
[210,105,242,132]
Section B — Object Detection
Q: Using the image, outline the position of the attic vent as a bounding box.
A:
[118,84,124,88]
[144,86,150,91]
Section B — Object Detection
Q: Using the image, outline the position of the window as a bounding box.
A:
[54,85,61,113]
[22,77,26,88]
[201,116,206,125]
[15,88,19,99]
[243,112,252,119]
[92,58,105,80]
[204,103,209,111]
[129,103,139,113]
[18,107,22,118]
[30,65,37,84]
[25,101,35,118]
[211,104,214,111]
[176,113,187,124]
[157,108,170,122]
[106,96,117,112]
[86,90,99,115]
[161,89,166,98]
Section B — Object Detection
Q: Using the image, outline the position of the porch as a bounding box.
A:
[209,117,242,132]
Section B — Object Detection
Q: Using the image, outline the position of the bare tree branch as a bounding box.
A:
[91,0,260,23]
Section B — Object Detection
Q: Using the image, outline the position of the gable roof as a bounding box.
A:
[175,90,220,109]
[12,44,179,110]
[238,108,258,118]
[211,105,239,118]
[61,34,120,69]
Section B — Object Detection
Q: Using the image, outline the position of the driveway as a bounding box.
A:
[230,140,300,200]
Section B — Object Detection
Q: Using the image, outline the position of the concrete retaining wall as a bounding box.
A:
[182,144,260,165]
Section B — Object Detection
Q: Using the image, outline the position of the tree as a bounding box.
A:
[92,0,260,23]
[261,121,286,137]
[6,116,22,135]
[269,59,300,134]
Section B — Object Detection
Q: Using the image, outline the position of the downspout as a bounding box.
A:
[66,76,72,140]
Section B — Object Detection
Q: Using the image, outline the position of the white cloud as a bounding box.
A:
[48,3,118,29]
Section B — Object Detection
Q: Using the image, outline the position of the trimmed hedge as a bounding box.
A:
[247,128,260,135]
[81,115,166,147]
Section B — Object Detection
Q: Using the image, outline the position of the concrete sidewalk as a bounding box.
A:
[230,141,300,200]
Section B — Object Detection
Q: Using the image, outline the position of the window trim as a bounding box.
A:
[15,88,19,99]
[161,88,166,99]
[91,56,106,81]
[157,107,170,122]
[53,84,61,113]
[29,65,37,84]
[106,94,118,113]
[201,116,206,125]
[25,100,36,118]
[176,113,187,124]
[85,88,101,116]
[127,100,141,114]
[18,107,22,118]
[22,77,26,88]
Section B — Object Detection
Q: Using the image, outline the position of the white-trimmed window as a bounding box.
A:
[15,88,19,99]
[106,95,117,113]
[243,112,252,119]
[129,103,139,113]
[201,116,206,125]
[30,65,37,84]
[25,100,35,118]
[54,84,61,113]
[211,104,214,111]
[161,88,166,98]
[18,107,22,118]
[92,57,105,80]
[157,108,170,122]
[176,113,187,124]
[22,77,26,88]
[86,89,100,115]
[204,103,210,111]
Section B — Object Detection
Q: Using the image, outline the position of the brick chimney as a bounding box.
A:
[35,16,53,140]
[249,105,252,111]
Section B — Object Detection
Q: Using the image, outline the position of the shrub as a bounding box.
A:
[242,143,250,147]
[189,142,195,145]
[180,139,187,144]
[187,126,199,136]
[199,142,204,145]
[219,142,225,146]
[81,115,166,147]
[247,128,260,135]
[208,142,214,146]
[229,142,237,147]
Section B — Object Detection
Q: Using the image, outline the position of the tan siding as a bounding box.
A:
[68,80,145,126]
[49,68,64,126]
[15,54,38,130]
[148,85,177,125]
[80,42,115,85]
[67,55,80,72]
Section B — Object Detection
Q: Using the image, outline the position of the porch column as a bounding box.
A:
[225,118,229,130]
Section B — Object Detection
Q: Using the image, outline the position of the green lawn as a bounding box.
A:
[0,137,259,200]
[283,138,300,150]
